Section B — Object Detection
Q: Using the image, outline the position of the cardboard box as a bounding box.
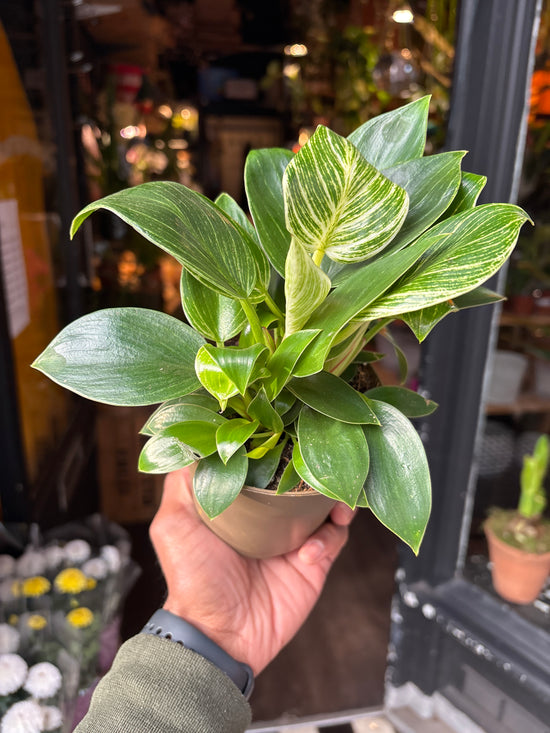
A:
[96,405,164,523]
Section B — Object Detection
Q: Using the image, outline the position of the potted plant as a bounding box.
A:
[484,434,550,604]
[33,96,529,558]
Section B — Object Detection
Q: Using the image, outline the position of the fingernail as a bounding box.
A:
[299,539,325,564]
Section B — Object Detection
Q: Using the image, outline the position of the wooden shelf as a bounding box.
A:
[486,392,550,415]
[500,312,550,327]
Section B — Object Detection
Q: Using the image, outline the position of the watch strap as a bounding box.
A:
[141,609,254,700]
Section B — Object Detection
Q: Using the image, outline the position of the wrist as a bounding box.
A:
[142,608,254,700]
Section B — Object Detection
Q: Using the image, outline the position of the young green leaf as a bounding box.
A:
[71,182,258,300]
[364,386,438,417]
[364,400,431,554]
[216,418,260,464]
[248,387,284,433]
[348,95,430,169]
[441,171,487,218]
[180,267,247,342]
[143,401,226,435]
[361,204,530,319]
[292,442,341,500]
[276,458,301,495]
[139,435,195,473]
[194,448,248,518]
[266,329,321,397]
[288,371,379,424]
[244,147,294,276]
[284,240,331,334]
[32,308,204,406]
[284,126,409,263]
[246,439,287,489]
[162,420,219,457]
[296,408,369,506]
[195,343,268,403]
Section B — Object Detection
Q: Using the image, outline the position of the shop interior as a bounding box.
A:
[0,1,549,731]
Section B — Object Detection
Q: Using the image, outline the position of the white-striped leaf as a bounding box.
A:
[441,171,487,219]
[285,239,331,334]
[283,126,409,263]
[360,204,530,319]
[71,181,258,300]
[348,96,430,169]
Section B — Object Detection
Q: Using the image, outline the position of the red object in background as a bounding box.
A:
[109,63,143,103]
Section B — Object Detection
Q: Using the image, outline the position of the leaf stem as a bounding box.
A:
[363,317,392,344]
[239,299,269,350]
[312,249,324,267]
[264,292,285,322]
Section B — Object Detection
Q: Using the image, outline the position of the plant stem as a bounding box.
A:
[264,292,285,322]
[312,249,324,267]
[363,317,392,344]
[239,299,269,350]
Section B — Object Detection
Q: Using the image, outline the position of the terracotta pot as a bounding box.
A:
[484,523,550,604]
[194,483,336,559]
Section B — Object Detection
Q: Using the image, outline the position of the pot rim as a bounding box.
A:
[484,521,550,560]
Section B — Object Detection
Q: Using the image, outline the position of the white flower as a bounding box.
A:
[100,545,121,573]
[63,540,91,564]
[0,699,44,733]
[44,546,64,570]
[16,552,46,579]
[0,654,28,695]
[40,705,63,731]
[0,624,20,654]
[81,557,108,580]
[23,662,62,699]
[0,555,16,579]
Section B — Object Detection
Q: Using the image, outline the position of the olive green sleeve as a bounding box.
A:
[74,634,252,733]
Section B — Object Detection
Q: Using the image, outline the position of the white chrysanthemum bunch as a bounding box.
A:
[23,664,62,700]
[0,627,19,655]
[16,552,46,579]
[0,654,27,696]
[0,699,44,733]
[81,558,108,581]
[63,540,91,564]
[43,547,64,572]
[100,545,121,574]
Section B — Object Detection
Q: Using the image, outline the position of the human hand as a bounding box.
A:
[149,465,354,676]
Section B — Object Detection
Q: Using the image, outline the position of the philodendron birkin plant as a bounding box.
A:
[33,96,530,556]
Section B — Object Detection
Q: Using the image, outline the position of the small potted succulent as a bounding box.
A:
[484,434,550,604]
[33,97,529,558]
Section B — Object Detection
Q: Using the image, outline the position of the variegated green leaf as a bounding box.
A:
[245,147,294,276]
[180,267,246,342]
[139,434,195,474]
[162,420,219,457]
[292,442,341,501]
[401,286,503,342]
[276,457,301,495]
[71,182,258,299]
[246,440,287,488]
[348,96,430,169]
[285,240,331,334]
[284,126,409,263]
[248,386,284,433]
[361,204,530,319]
[365,386,438,417]
[32,308,204,406]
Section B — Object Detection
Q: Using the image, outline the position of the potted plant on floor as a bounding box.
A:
[33,97,529,558]
[484,434,550,604]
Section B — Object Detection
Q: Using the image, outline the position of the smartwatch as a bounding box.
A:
[141,608,254,700]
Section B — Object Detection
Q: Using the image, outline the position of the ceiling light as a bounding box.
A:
[284,44,308,57]
[392,7,414,23]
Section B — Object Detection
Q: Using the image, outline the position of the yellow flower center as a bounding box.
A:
[8,614,18,626]
[86,578,97,590]
[22,576,51,597]
[27,614,48,630]
[66,607,94,629]
[54,568,88,594]
[10,580,21,598]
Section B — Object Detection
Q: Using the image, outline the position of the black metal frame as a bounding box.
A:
[388,0,548,723]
